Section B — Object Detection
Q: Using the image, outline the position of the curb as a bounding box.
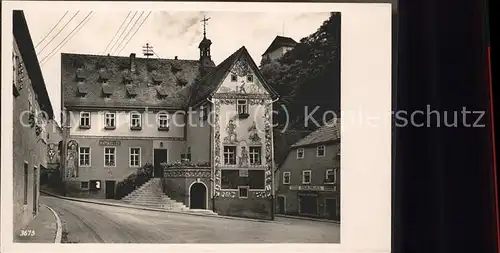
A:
[275,214,340,224]
[40,190,282,224]
[41,204,62,243]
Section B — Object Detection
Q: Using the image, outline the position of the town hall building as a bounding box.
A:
[60,21,278,219]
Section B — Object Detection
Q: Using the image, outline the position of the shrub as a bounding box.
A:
[115,163,153,199]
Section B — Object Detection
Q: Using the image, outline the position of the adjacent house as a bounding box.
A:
[13,10,55,233]
[275,119,340,220]
[261,35,298,64]
[60,29,278,219]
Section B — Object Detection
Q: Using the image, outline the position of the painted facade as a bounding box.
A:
[60,28,277,219]
[13,10,55,234]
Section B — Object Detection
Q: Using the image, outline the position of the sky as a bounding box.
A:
[24,11,330,123]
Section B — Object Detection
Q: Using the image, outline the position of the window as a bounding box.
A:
[130,148,141,167]
[238,186,249,198]
[283,172,291,185]
[249,146,261,165]
[237,100,248,115]
[104,112,116,129]
[23,162,28,205]
[130,112,142,130]
[297,148,304,159]
[81,181,89,190]
[317,145,326,157]
[302,170,311,184]
[231,74,237,82]
[79,147,91,167]
[89,180,101,191]
[80,112,90,128]
[158,113,169,130]
[223,146,236,165]
[104,147,116,167]
[325,169,336,184]
[247,74,254,82]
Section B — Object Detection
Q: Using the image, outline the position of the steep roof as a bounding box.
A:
[188,46,278,106]
[262,36,298,56]
[13,10,54,119]
[62,53,200,109]
[291,118,340,148]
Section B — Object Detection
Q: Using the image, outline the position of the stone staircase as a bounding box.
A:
[121,178,217,215]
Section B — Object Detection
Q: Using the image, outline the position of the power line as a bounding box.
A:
[40,12,94,66]
[37,11,80,55]
[116,11,152,55]
[102,11,132,55]
[108,11,138,55]
[112,11,145,55]
[35,11,69,48]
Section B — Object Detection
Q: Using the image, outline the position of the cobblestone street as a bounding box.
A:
[41,195,339,243]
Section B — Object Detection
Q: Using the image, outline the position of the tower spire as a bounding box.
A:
[201,15,210,38]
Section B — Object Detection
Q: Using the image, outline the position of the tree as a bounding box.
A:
[261,12,341,130]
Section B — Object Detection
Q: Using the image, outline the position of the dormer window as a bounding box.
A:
[231,74,237,82]
[156,86,168,99]
[99,70,110,83]
[126,85,138,98]
[75,68,86,82]
[102,84,113,98]
[176,77,188,87]
[123,73,133,84]
[247,74,254,82]
[171,62,182,73]
[77,83,88,97]
[237,99,249,119]
[152,74,162,85]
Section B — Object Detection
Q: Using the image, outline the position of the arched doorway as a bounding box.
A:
[189,182,207,209]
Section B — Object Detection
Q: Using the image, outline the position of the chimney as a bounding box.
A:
[130,53,136,71]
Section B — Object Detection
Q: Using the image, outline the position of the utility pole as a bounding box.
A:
[142,43,153,63]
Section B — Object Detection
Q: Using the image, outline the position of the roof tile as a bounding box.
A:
[291,118,340,147]
[62,53,200,109]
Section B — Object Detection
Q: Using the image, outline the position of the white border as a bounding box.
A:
[1,2,392,253]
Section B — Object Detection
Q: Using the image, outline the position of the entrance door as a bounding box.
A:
[105,181,116,199]
[189,183,206,209]
[299,194,318,215]
[277,196,285,214]
[33,167,38,214]
[154,149,168,178]
[325,198,337,220]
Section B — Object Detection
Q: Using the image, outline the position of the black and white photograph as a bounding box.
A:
[2,2,391,253]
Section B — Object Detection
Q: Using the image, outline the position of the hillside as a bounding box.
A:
[261,12,341,132]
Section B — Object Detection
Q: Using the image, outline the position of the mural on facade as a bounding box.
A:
[214,100,222,195]
[217,57,268,95]
[256,103,273,198]
[223,119,238,144]
[238,142,249,167]
[66,140,79,178]
[248,121,262,144]
[214,98,273,199]
[47,143,57,163]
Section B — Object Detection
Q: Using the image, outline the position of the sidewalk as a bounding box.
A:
[14,204,62,243]
[40,190,286,224]
[275,214,340,224]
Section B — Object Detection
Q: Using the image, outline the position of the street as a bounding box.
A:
[40,195,340,243]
